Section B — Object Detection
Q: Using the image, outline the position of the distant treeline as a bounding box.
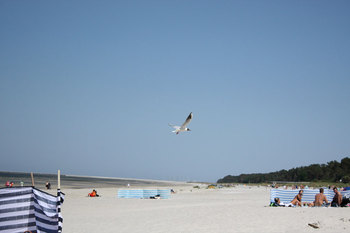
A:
[217,157,350,184]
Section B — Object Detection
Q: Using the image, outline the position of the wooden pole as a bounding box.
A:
[57,170,61,190]
[31,172,35,187]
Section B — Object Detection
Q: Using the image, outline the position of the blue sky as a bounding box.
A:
[1,1,349,182]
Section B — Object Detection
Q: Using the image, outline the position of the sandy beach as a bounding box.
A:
[51,184,350,233]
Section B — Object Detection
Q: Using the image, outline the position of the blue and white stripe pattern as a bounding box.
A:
[118,189,171,199]
[270,188,350,203]
[0,186,65,233]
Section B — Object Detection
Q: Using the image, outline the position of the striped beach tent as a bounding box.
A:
[0,186,65,233]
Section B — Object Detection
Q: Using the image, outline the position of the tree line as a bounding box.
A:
[217,157,350,184]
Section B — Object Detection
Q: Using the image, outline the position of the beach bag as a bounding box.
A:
[341,196,350,207]
[270,202,278,207]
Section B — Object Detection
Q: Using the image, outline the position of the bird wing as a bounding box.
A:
[181,112,193,128]
[168,123,180,129]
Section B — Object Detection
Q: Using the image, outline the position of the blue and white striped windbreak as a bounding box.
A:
[118,189,171,199]
[0,186,65,233]
[270,188,350,204]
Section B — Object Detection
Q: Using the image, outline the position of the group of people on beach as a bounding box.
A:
[273,187,346,207]
[4,181,24,187]
[5,181,14,187]
[4,181,51,188]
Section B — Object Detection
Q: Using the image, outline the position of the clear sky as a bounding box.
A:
[1,0,349,182]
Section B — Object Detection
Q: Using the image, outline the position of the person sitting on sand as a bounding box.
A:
[88,189,99,197]
[271,191,303,207]
[308,188,329,207]
[290,190,303,207]
[340,193,350,207]
[331,187,342,207]
[272,198,285,206]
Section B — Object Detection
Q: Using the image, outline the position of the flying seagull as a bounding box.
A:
[169,112,193,134]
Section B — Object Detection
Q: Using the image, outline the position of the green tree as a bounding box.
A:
[217,157,350,183]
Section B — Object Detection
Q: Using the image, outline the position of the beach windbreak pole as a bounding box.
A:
[57,170,61,190]
[57,169,63,233]
[31,172,35,187]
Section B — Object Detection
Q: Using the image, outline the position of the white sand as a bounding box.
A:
[57,185,350,233]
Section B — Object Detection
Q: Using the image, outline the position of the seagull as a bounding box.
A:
[169,112,193,135]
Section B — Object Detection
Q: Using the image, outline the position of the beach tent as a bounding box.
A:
[0,186,65,233]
